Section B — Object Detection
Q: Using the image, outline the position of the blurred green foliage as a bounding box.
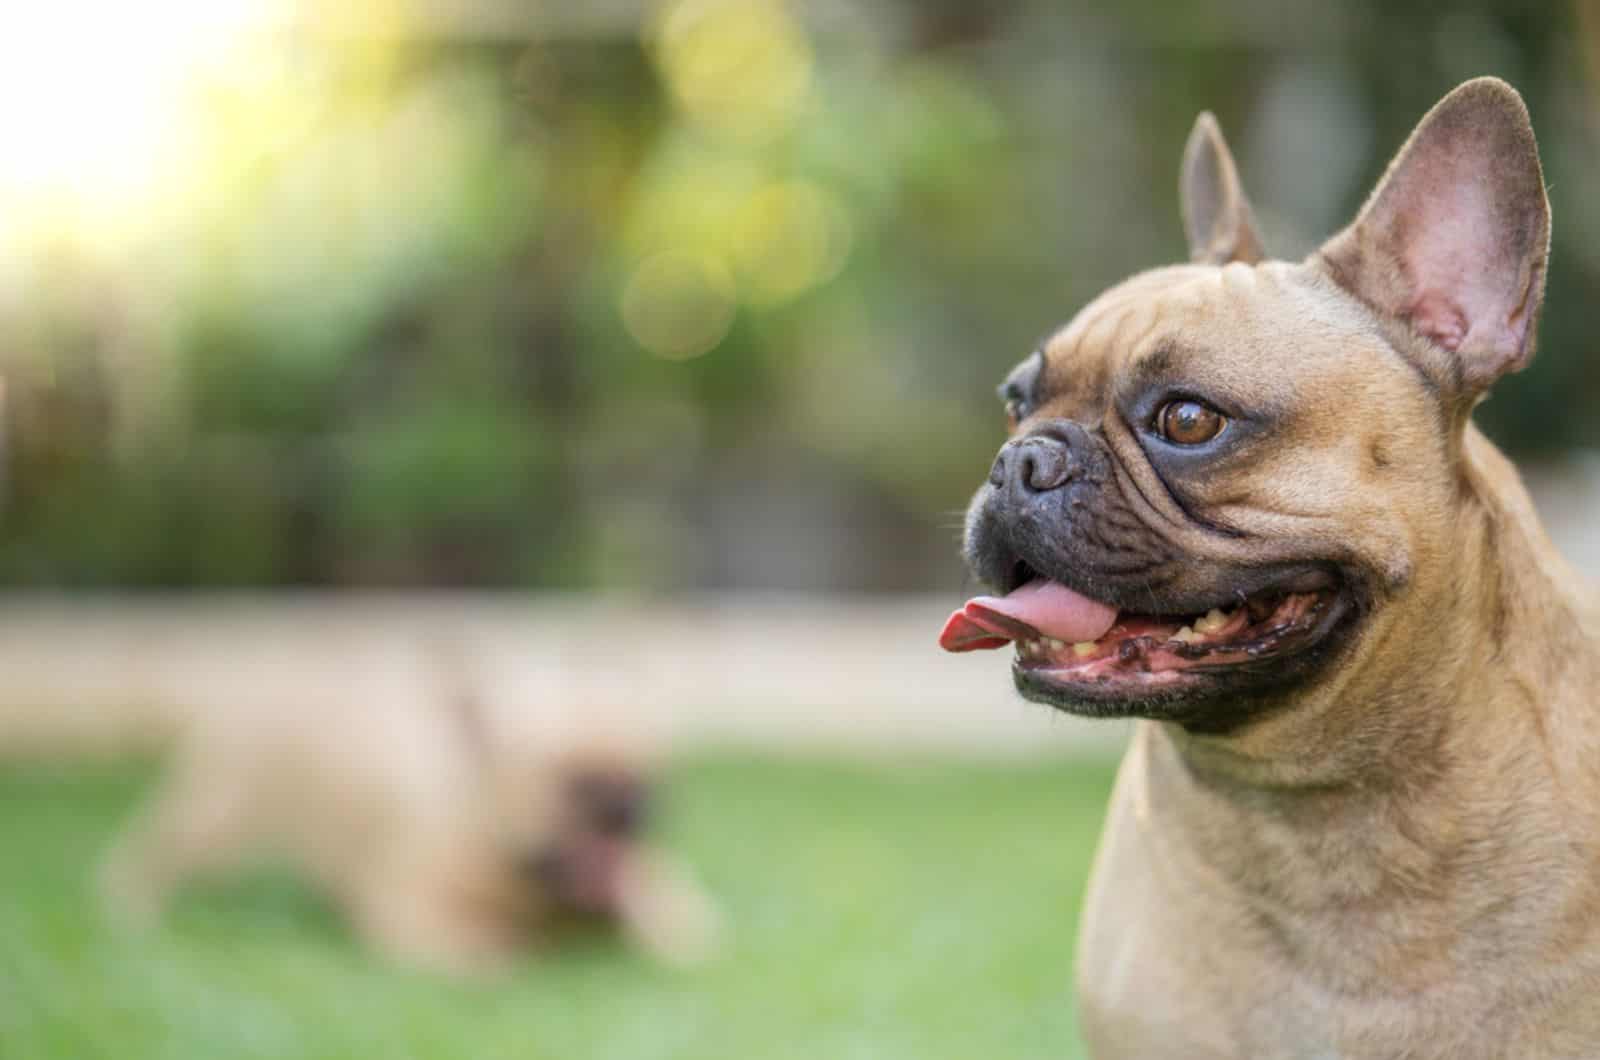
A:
[0,1,1595,588]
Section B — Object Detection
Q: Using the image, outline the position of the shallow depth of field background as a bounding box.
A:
[2,2,1599,1058]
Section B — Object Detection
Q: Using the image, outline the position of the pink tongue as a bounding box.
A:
[939,580,1119,653]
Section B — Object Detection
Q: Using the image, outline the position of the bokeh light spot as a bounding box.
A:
[732,180,853,306]
[0,0,275,243]
[622,251,737,360]
[655,0,812,142]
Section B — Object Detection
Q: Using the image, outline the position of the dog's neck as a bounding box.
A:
[1131,425,1600,979]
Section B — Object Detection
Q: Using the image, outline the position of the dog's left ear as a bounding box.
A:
[1317,78,1550,394]
[1181,112,1265,266]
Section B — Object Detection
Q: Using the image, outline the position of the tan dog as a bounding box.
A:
[101,649,719,975]
[940,79,1600,1057]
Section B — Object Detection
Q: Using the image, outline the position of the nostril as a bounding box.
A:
[1017,438,1073,492]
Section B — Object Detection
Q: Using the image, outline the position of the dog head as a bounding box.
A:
[942,78,1551,731]
[501,746,722,965]
[501,747,656,918]
[424,646,658,920]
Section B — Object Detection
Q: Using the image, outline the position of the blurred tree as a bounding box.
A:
[0,0,1593,590]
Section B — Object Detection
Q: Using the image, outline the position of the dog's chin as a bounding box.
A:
[1005,572,1362,734]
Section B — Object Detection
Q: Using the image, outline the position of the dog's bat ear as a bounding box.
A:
[1180,112,1265,266]
[1316,77,1550,394]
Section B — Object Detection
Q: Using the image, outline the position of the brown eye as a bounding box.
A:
[1157,400,1225,445]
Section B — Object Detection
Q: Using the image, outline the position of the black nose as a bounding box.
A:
[990,435,1076,494]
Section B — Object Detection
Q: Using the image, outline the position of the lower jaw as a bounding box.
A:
[1014,661,1225,710]
[1012,661,1312,730]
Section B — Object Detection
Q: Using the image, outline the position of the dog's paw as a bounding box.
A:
[616,850,725,968]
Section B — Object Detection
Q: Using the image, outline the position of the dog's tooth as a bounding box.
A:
[1072,641,1097,657]
[1195,609,1228,634]
[1048,638,1065,652]
[1173,625,1198,643]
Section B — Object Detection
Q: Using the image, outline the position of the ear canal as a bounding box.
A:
[1180,112,1265,266]
[1315,77,1551,393]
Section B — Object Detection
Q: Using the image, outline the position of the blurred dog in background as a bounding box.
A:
[100,643,721,975]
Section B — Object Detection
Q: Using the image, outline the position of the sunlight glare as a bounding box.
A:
[0,0,274,236]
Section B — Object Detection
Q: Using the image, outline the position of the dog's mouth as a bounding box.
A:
[521,839,630,916]
[940,566,1348,699]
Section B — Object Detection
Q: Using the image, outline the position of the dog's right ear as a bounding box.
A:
[1180,112,1265,266]
[1316,78,1550,395]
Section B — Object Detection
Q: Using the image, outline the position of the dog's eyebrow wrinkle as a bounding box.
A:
[1118,308,1165,368]
[1128,342,1178,385]
[1080,300,1138,361]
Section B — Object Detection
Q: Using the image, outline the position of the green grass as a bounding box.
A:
[0,754,1118,1060]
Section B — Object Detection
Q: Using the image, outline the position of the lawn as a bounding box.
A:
[0,754,1118,1060]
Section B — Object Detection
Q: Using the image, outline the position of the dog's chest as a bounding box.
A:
[1074,737,1600,1060]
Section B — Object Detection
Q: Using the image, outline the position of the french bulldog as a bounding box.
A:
[941,78,1600,1058]
[101,647,720,975]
